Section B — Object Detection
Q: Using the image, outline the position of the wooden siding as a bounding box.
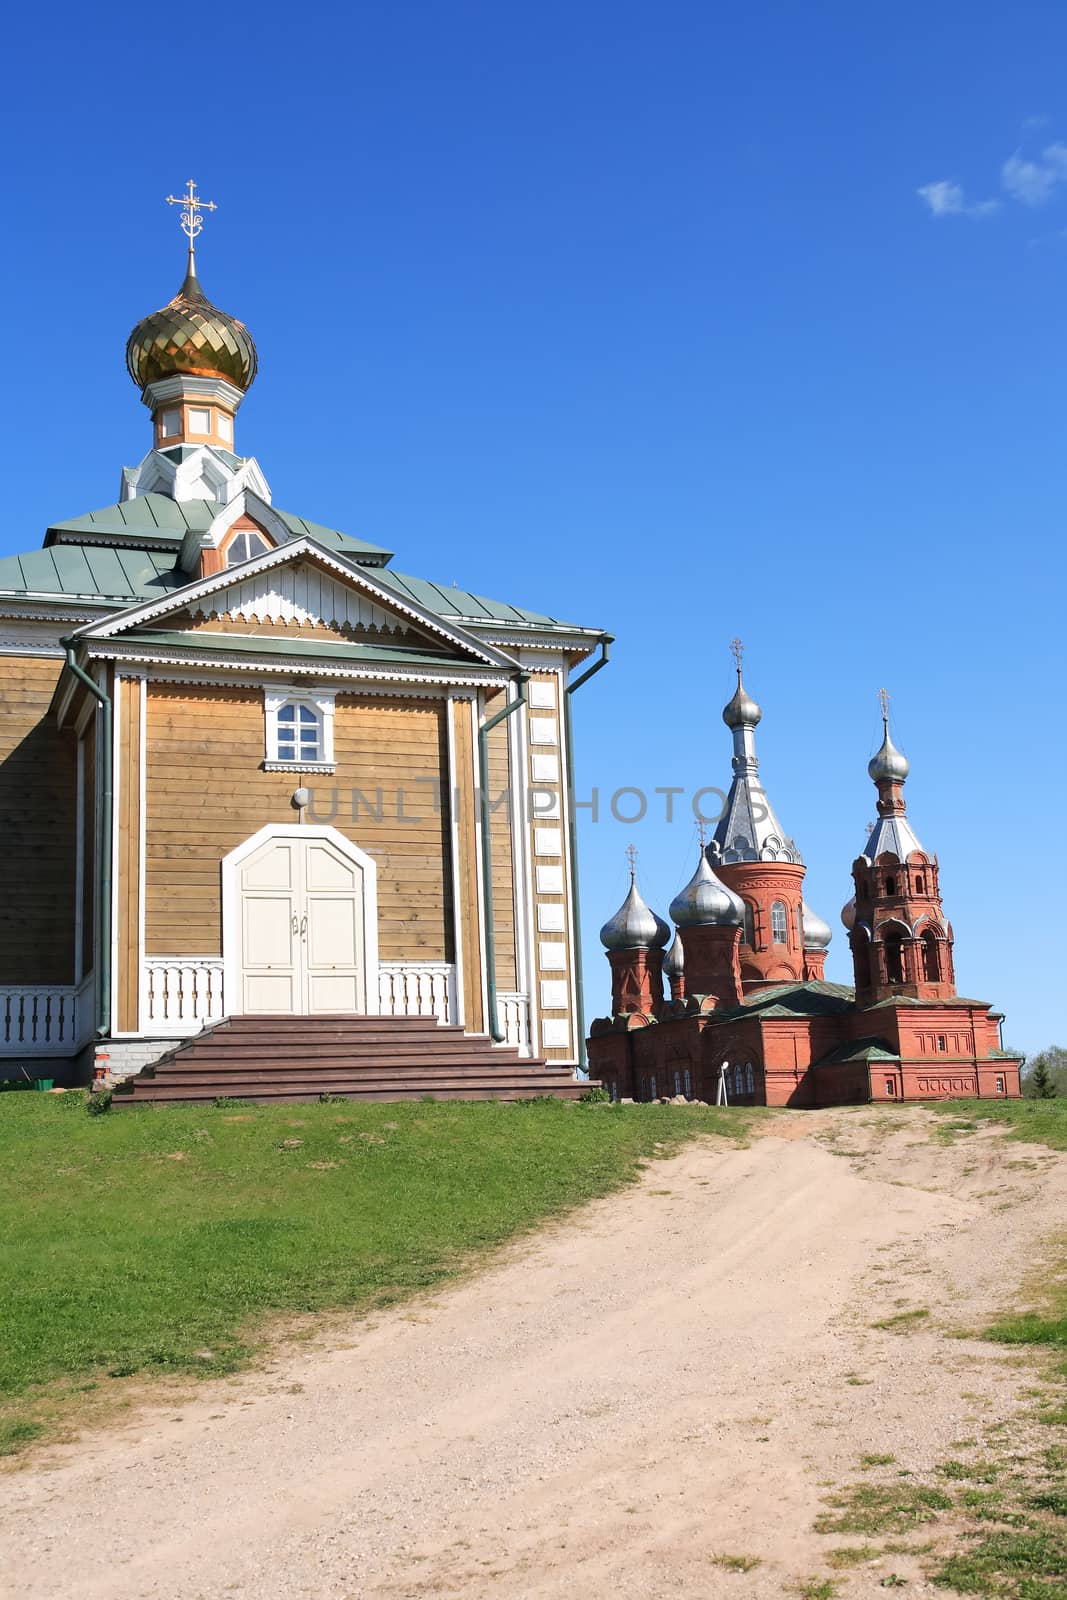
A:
[450,699,484,1031]
[0,656,77,984]
[485,717,516,992]
[116,677,142,1031]
[82,721,95,980]
[144,685,452,961]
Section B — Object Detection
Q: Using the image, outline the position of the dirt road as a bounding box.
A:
[3,1107,1063,1598]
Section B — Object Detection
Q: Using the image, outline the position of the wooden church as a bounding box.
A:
[0,184,608,1102]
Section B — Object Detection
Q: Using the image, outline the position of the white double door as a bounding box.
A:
[236,832,367,1016]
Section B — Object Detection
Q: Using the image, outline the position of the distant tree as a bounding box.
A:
[1022,1046,1067,1100]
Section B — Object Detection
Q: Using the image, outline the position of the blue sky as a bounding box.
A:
[2,1,1063,1053]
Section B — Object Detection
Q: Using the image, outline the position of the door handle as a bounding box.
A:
[300,914,308,937]
[291,914,299,936]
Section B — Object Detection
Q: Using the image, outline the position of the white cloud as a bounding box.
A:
[917,180,999,219]
[1001,144,1067,206]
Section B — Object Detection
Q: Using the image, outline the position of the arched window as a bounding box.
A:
[733,1063,744,1095]
[745,1062,754,1094]
[771,901,788,945]
[914,873,925,895]
[226,530,270,566]
[276,702,322,763]
[885,875,897,897]
[884,926,904,984]
[922,929,941,983]
[742,901,755,946]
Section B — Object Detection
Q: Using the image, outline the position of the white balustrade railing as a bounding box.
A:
[0,987,80,1054]
[142,959,225,1034]
[496,991,532,1055]
[378,962,455,1023]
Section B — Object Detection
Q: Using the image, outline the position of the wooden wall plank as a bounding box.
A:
[0,656,76,984]
[116,678,141,1031]
[144,685,452,961]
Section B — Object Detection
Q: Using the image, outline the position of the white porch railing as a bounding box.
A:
[378,962,456,1023]
[496,992,532,1055]
[142,959,226,1034]
[0,987,80,1055]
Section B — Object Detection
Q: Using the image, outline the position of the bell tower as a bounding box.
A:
[844,692,955,1006]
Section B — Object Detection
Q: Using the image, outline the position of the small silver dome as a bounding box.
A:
[600,880,665,951]
[651,910,671,949]
[664,932,685,977]
[669,851,745,928]
[722,670,762,730]
[841,895,856,931]
[868,723,910,784]
[802,900,832,950]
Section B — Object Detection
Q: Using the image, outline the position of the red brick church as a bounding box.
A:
[587,655,1021,1106]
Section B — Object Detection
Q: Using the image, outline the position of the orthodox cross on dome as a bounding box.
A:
[730,636,744,675]
[166,179,217,266]
[696,819,708,850]
[625,842,638,882]
[878,686,891,724]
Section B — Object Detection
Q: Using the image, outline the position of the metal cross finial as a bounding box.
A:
[696,819,708,850]
[625,842,638,881]
[730,636,744,674]
[166,179,217,260]
[878,686,891,724]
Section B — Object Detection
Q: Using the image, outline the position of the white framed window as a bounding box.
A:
[995,1075,1005,1095]
[264,690,336,772]
[226,531,270,566]
[771,900,788,945]
[160,407,180,438]
[217,412,233,443]
[188,406,212,434]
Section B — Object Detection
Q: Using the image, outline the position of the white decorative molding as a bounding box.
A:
[0,987,80,1056]
[537,904,566,932]
[534,827,562,856]
[527,681,557,709]
[530,752,560,783]
[496,992,532,1055]
[83,644,511,694]
[540,979,569,1011]
[142,959,225,1034]
[538,941,567,971]
[535,865,565,894]
[541,1018,571,1050]
[378,962,456,1024]
[528,716,559,746]
[142,374,246,414]
[208,565,409,635]
[74,536,512,669]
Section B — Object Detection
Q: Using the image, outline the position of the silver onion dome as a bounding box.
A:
[841,895,857,931]
[669,851,745,928]
[664,931,685,978]
[868,721,910,784]
[722,670,762,730]
[801,900,832,950]
[600,880,666,951]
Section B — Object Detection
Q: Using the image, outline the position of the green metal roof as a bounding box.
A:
[113,630,490,671]
[816,1037,899,1066]
[0,544,185,602]
[714,980,858,1023]
[44,494,393,564]
[375,567,589,631]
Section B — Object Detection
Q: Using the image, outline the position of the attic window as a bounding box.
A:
[226,531,270,566]
[188,407,212,434]
[160,408,180,438]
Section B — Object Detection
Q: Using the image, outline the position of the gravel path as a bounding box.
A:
[3,1107,1062,1599]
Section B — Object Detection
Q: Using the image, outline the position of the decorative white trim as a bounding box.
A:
[445,695,466,1028]
[143,959,225,1033]
[0,987,80,1056]
[143,374,246,413]
[109,674,122,1037]
[264,687,336,765]
[137,680,147,1035]
[74,740,85,985]
[220,824,380,1019]
[80,643,512,693]
[73,536,516,669]
[193,564,409,634]
[496,991,532,1054]
[470,695,490,1034]
[378,962,456,1024]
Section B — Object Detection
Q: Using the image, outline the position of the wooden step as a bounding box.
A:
[111,1012,583,1106]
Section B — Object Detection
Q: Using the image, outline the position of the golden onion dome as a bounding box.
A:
[126,260,257,392]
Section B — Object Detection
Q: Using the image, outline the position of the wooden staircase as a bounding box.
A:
[110,1015,588,1106]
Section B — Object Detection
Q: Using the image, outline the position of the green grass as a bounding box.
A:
[710,1553,762,1572]
[930,1098,1067,1153]
[0,1094,758,1452]
[933,1528,1067,1596]
[872,1308,931,1332]
[814,1483,953,1536]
